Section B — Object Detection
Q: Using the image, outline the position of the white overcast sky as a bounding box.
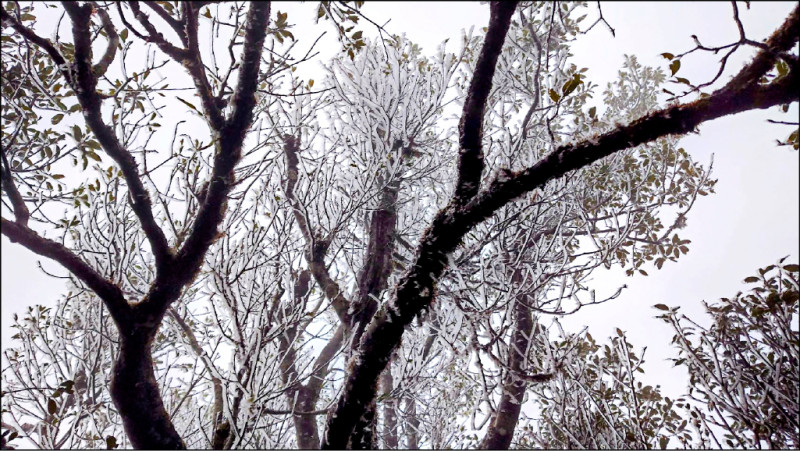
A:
[2,2,798,401]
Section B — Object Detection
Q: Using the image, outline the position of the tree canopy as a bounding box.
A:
[1,1,797,449]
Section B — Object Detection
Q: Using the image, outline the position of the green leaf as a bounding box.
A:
[660,52,674,60]
[548,89,560,103]
[120,29,128,42]
[588,106,596,118]
[561,74,582,97]
[51,113,64,125]
[743,276,760,283]
[308,79,314,88]
[177,97,199,112]
[669,60,681,76]
[87,151,102,162]
[202,8,211,19]
[352,30,362,40]
[783,264,799,272]
[675,77,691,85]
[653,304,669,311]
[776,60,788,77]
[72,125,83,141]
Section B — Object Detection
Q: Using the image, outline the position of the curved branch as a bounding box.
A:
[142,0,185,44]
[322,5,799,448]
[453,1,516,206]
[1,218,131,328]
[0,9,73,86]
[125,1,225,130]
[174,1,271,297]
[126,1,187,59]
[283,134,351,323]
[62,1,173,273]
[180,1,226,130]
[90,3,118,77]
[1,150,29,226]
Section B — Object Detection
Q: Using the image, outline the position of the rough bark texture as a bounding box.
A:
[321,3,518,447]
[1,2,272,448]
[110,329,185,449]
[480,287,534,449]
[322,4,799,449]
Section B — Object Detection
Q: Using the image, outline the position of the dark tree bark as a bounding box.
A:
[292,327,345,449]
[2,2,798,450]
[321,3,799,448]
[110,328,185,449]
[480,305,533,449]
[321,2,518,447]
[276,272,345,449]
[1,2,272,448]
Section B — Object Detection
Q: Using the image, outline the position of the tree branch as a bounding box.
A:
[0,218,131,329]
[126,1,188,59]
[453,1,516,206]
[61,1,173,273]
[90,3,118,77]
[322,4,799,448]
[142,0,186,44]
[283,134,351,323]
[173,1,271,298]
[180,1,226,129]
[0,8,74,86]
[125,1,225,130]
[322,2,519,447]
[1,150,29,227]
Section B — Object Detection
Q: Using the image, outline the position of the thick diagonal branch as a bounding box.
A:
[453,1,516,205]
[1,218,131,330]
[172,1,271,300]
[322,4,799,448]
[142,1,186,44]
[62,2,173,272]
[1,149,29,226]
[321,3,518,447]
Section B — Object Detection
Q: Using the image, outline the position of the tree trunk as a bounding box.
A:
[480,294,534,449]
[348,401,378,449]
[110,329,185,449]
[406,397,420,449]
[381,369,399,449]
